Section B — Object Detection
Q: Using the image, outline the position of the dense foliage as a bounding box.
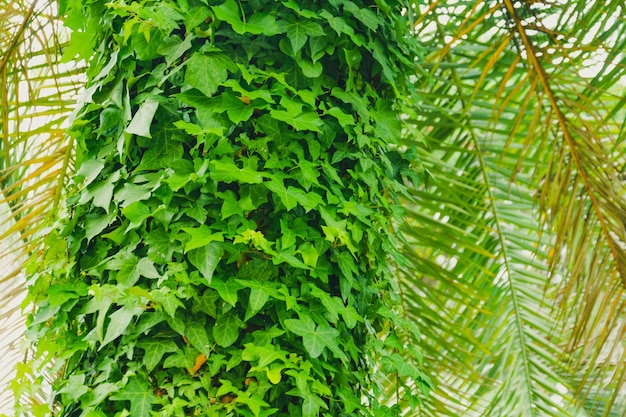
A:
[18,1,427,416]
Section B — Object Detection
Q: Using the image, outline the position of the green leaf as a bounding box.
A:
[235,390,271,417]
[280,219,297,248]
[284,315,339,358]
[185,320,213,355]
[85,212,115,241]
[266,363,283,384]
[126,100,159,138]
[101,306,138,348]
[243,344,286,372]
[110,377,156,417]
[187,243,224,285]
[210,159,264,184]
[211,277,242,307]
[265,177,297,211]
[389,353,421,379]
[76,159,105,186]
[297,242,319,267]
[249,285,270,312]
[136,126,185,171]
[157,33,192,66]
[269,110,323,132]
[212,0,280,35]
[137,258,160,279]
[122,201,152,232]
[182,226,224,252]
[57,374,89,402]
[297,59,323,78]
[107,250,159,287]
[115,182,152,207]
[278,18,325,53]
[222,94,255,123]
[288,187,324,212]
[184,53,232,97]
[213,312,243,347]
[217,190,243,220]
[343,1,381,31]
[273,251,309,270]
[302,394,325,417]
[91,180,115,213]
[138,339,178,372]
[152,288,184,318]
[326,106,354,126]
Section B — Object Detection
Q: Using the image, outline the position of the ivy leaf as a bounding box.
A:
[115,182,152,208]
[210,159,264,184]
[183,6,210,31]
[186,320,213,355]
[211,277,242,307]
[264,177,297,211]
[136,126,185,171]
[343,1,381,31]
[326,106,355,126]
[319,10,356,40]
[185,53,232,97]
[145,229,175,263]
[266,363,283,384]
[284,315,339,358]
[101,305,139,348]
[138,339,178,372]
[217,190,243,220]
[75,159,105,186]
[222,94,255,123]
[280,219,297,248]
[297,59,323,79]
[296,160,320,189]
[85,212,115,241]
[235,390,271,417]
[269,110,322,132]
[152,288,184,318]
[242,343,285,369]
[273,251,309,270]
[288,187,324,212]
[122,201,152,232]
[91,180,115,213]
[110,377,156,417]
[297,242,319,268]
[157,33,192,66]
[302,394,326,417]
[187,243,224,285]
[182,226,224,252]
[126,100,159,138]
[108,250,160,287]
[213,312,243,347]
[212,0,280,35]
[278,18,325,53]
[249,285,270,312]
[57,374,89,402]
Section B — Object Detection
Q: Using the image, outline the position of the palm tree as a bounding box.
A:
[1,0,83,413]
[1,0,625,416]
[399,1,626,416]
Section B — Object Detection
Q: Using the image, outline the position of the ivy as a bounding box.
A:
[19,0,431,416]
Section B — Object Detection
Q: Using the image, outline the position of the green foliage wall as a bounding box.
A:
[21,1,427,416]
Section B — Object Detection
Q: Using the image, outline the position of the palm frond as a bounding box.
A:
[401,0,626,415]
[0,0,82,412]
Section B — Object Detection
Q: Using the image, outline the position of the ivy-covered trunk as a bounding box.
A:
[23,1,426,416]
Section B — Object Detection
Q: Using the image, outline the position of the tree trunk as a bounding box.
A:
[23,1,425,416]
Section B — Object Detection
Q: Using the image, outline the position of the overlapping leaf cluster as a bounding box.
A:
[20,1,427,416]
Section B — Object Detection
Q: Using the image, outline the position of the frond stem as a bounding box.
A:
[501,0,626,287]
[435,21,538,415]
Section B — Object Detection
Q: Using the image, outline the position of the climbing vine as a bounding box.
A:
[19,0,429,416]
